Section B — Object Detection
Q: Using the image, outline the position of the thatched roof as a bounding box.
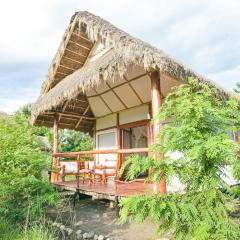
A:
[32,11,238,132]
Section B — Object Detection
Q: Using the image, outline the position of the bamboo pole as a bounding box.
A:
[150,71,167,194]
[52,115,59,183]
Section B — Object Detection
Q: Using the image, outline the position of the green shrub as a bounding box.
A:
[25,223,57,240]
[58,129,93,152]
[0,219,20,240]
[119,79,240,239]
[0,111,59,223]
[0,219,57,240]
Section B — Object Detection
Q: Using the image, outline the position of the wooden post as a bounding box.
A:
[52,115,59,183]
[93,120,96,169]
[150,71,167,194]
[116,113,122,180]
[147,104,153,176]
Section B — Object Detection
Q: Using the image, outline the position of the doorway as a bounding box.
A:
[120,123,149,178]
[96,129,117,170]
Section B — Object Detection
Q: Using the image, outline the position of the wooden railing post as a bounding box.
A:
[150,71,167,194]
[52,114,59,183]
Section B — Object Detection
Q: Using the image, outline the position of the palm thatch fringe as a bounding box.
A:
[33,11,238,125]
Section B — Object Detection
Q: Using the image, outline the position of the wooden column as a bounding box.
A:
[150,71,167,194]
[52,115,59,183]
[116,113,122,179]
[93,120,96,168]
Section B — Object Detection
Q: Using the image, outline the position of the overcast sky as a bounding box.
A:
[0,0,240,114]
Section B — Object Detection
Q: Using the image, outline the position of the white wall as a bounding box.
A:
[96,113,117,130]
[95,104,150,131]
[119,104,150,125]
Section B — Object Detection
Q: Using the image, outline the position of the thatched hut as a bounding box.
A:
[32,11,238,199]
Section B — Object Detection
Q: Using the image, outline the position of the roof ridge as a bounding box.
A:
[39,11,239,100]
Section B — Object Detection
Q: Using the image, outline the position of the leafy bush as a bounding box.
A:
[0,218,57,240]
[119,79,240,239]
[0,111,59,223]
[0,219,20,240]
[20,104,93,152]
[58,129,93,152]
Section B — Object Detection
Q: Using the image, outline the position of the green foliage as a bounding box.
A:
[0,111,59,223]
[19,104,51,137]
[234,81,240,94]
[0,219,20,240]
[119,79,240,239]
[58,129,93,152]
[24,223,57,240]
[0,219,57,240]
[18,104,93,152]
[0,111,8,119]
[120,185,239,239]
[229,185,240,198]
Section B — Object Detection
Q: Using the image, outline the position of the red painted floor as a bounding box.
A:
[54,179,153,197]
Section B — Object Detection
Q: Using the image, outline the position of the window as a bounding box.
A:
[96,129,117,165]
[97,131,117,149]
[122,125,148,149]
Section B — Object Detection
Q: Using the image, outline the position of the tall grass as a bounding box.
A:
[0,219,20,240]
[0,219,57,240]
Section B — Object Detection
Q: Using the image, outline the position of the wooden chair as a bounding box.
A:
[59,160,86,183]
[92,159,118,184]
[79,160,95,185]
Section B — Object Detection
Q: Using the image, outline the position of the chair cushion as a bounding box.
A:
[60,162,78,173]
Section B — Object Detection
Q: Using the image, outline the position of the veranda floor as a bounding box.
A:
[54,179,154,201]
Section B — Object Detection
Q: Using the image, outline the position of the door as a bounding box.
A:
[121,124,148,177]
[96,129,118,171]
[122,125,148,154]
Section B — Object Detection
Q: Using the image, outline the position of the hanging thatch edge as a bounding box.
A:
[33,11,239,126]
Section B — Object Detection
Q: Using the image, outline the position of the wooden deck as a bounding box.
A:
[54,180,154,201]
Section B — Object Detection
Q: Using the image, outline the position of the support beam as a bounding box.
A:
[65,47,89,58]
[93,120,96,170]
[72,31,92,42]
[44,111,95,120]
[105,82,128,109]
[75,105,90,128]
[123,75,144,104]
[44,15,79,93]
[59,64,77,72]
[52,115,59,183]
[92,88,113,113]
[62,56,84,65]
[56,71,68,76]
[58,101,69,122]
[75,98,89,104]
[67,40,90,54]
[116,113,123,179]
[150,71,167,194]
[88,73,148,98]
